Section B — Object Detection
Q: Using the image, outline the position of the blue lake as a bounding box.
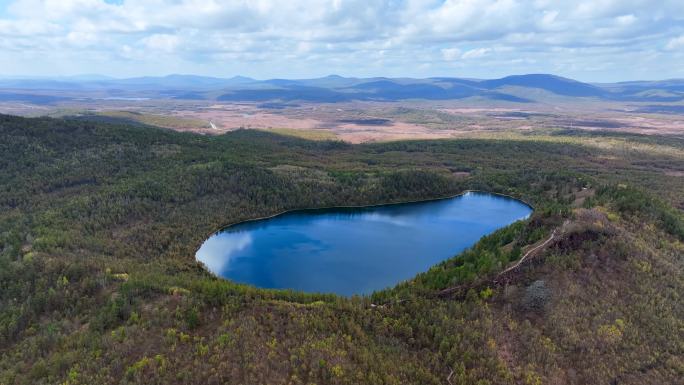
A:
[196,192,532,296]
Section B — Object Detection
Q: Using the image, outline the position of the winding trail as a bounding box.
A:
[442,225,561,384]
[438,224,562,297]
[374,222,564,301]
[497,227,559,277]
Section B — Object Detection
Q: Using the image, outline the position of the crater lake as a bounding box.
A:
[196,192,532,296]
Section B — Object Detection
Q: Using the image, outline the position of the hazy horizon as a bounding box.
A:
[1,72,683,84]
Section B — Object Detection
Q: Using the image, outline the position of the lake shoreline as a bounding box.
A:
[204,189,534,238]
[196,190,532,295]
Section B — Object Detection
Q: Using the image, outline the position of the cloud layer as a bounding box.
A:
[0,0,682,81]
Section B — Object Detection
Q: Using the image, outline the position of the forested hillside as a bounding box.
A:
[0,114,682,384]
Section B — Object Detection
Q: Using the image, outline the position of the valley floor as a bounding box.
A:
[4,98,684,143]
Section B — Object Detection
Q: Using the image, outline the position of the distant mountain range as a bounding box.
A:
[1,73,683,104]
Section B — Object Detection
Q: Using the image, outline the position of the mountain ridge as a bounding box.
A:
[1,73,683,103]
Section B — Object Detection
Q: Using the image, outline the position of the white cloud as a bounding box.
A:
[665,35,684,51]
[0,19,60,36]
[441,47,461,61]
[539,10,559,29]
[142,33,179,53]
[0,0,682,80]
[461,48,491,59]
[615,14,636,26]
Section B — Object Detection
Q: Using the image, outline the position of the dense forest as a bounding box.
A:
[0,114,682,384]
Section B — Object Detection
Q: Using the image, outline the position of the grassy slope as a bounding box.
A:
[0,114,682,384]
[50,110,213,131]
[259,127,339,141]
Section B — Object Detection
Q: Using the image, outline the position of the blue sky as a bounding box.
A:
[0,0,683,81]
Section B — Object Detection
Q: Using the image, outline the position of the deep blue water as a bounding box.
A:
[196,192,532,296]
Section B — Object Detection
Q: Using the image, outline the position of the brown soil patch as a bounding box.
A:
[174,107,323,133]
[334,121,453,143]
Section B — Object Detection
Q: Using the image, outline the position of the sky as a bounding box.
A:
[0,0,683,81]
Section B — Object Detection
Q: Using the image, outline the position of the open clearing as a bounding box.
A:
[3,99,684,142]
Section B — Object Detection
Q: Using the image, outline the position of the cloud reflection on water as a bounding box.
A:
[196,232,253,274]
[195,192,533,295]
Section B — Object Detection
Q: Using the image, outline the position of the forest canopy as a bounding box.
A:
[0,114,682,384]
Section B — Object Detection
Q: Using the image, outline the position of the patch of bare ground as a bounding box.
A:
[29,100,684,142]
[572,188,595,207]
[606,116,684,135]
[439,107,523,114]
[334,121,454,143]
[174,108,323,134]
